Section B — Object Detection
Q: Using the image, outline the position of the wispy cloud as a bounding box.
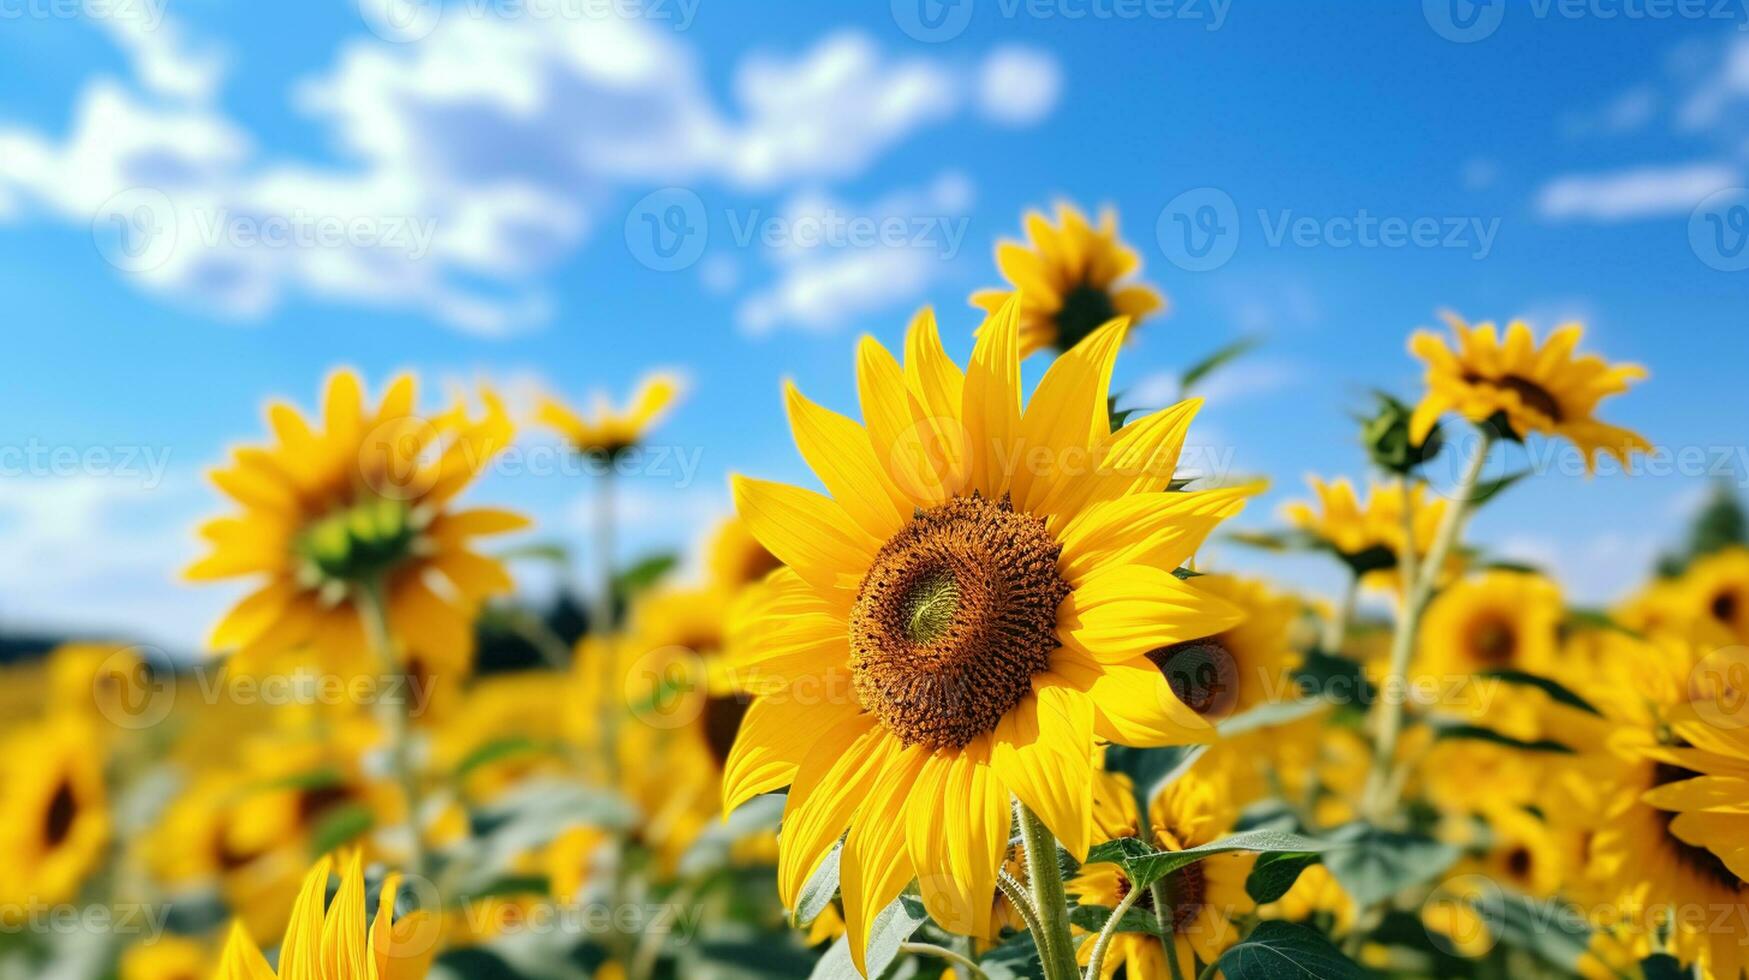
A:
[1535,162,1740,222]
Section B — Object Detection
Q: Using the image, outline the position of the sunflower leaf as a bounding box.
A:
[1427,720,1574,754]
[1067,902,1164,937]
[1640,953,1686,980]
[308,802,374,857]
[1477,668,1599,715]
[1467,469,1530,507]
[1323,822,1459,908]
[1181,336,1262,392]
[1087,829,1330,892]
[1244,852,1322,904]
[793,840,842,927]
[977,929,1045,980]
[806,892,928,980]
[1216,921,1364,980]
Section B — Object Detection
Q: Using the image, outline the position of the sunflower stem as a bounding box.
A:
[1321,573,1358,654]
[996,868,1046,939]
[1362,430,1493,823]
[899,942,991,980]
[1152,881,1187,980]
[357,576,427,881]
[1015,800,1079,980]
[1084,878,1144,980]
[592,465,620,786]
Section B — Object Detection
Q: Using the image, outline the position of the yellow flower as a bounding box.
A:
[536,370,684,459]
[706,516,784,591]
[214,852,438,980]
[1407,312,1649,468]
[1145,573,1300,722]
[971,204,1164,358]
[1281,476,1453,591]
[1414,570,1563,682]
[721,300,1249,970]
[1257,864,1355,936]
[121,936,207,980]
[47,642,151,725]
[187,369,526,673]
[1070,771,1256,978]
[0,716,109,906]
[1638,546,1749,645]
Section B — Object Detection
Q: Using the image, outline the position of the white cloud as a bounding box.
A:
[0,16,1049,333]
[94,9,227,101]
[1124,359,1303,411]
[734,172,974,336]
[1678,35,1749,132]
[1535,163,1740,222]
[977,46,1063,126]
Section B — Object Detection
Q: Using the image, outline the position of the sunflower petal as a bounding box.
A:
[991,681,1095,860]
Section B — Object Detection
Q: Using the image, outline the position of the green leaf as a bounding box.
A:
[1428,720,1574,754]
[1067,903,1164,937]
[794,840,842,927]
[495,542,572,565]
[1217,921,1364,979]
[1219,698,1328,737]
[1245,852,1322,904]
[1562,607,1640,638]
[1226,529,1322,553]
[1323,823,1459,908]
[977,929,1044,980]
[455,736,548,779]
[807,894,928,980]
[309,802,374,857]
[1086,830,1330,892]
[1102,744,1205,834]
[615,552,679,595]
[1182,335,1261,391]
[1466,469,1529,507]
[1484,894,1594,973]
[1477,668,1598,715]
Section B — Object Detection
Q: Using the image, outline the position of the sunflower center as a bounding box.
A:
[1055,283,1119,352]
[43,779,78,849]
[849,494,1070,749]
[1464,372,1565,426]
[295,496,421,585]
[1652,761,1747,892]
[1147,638,1239,719]
[703,694,750,768]
[1466,615,1518,667]
[1713,589,1741,627]
[1504,846,1533,880]
[1118,864,1205,931]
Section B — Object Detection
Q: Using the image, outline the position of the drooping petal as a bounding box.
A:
[843,744,929,976]
[777,718,890,910]
[906,737,1008,939]
[991,681,1096,860]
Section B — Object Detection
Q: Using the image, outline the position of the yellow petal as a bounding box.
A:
[1038,399,1202,528]
[858,334,949,506]
[214,921,276,980]
[731,476,879,592]
[1011,317,1129,513]
[991,681,1095,860]
[1056,483,1258,584]
[785,381,908,540]
[843,744,929,976]
[1052,653,1216,746]
[778,719,889,911]
[722,693,860,813]
[906,738,1008,939]
[1058,566,1245,663]
[962,295,1024,497]
[278,854,334,980]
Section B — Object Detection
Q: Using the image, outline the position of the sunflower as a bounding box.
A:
[187,370,525,674]
[1281,476,1454,592]
[1144,573,1300,722]
[213,852,438,980]
[1407,313,1649,468]
[536,370,684,459]
[720,299,1249,969]
[0,716,109,907]
[1069,770,1256,978]
[120,936,206,980]
[1413,570,1563,686]
[1257,864,1355,936]
[971,204,1164,358]
[1658,547,1749,644]
[47,642,151,726]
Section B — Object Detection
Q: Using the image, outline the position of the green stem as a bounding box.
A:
[1361,430,1493,823]
[1084,881,1144,980]
[1321,574,1358,654]
[899,942,991,980]
[593,467,620,785]
[1196,959,1221,980]
[1015,800,1079,980]
[357,577,427,880]
[996,868,1046,940]
[1153,882,1186,980]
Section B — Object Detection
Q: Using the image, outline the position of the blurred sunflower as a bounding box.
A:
[1281,476,1453,591]
[537,370,684,459]
[1070,771,1256,978]
[1257,864,1355,936]
[214,852,437,980]
[971,204,1164,358]
[0,716,109,906]
[707,515,785,592]
[1661,546,1749,644]
[721,299,1250,968]
[1407,313,1649,467]
[1414,571,1563,681]
[120,936,207,980]
[1144,573,1300,722]
[186,370,525,673]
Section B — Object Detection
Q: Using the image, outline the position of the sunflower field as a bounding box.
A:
[2,190,1746,980]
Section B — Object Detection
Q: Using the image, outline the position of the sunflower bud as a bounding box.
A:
[297,496,419,584]
[1362,391,1441,475]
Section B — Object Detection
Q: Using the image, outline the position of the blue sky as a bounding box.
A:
[1,0,1746,651]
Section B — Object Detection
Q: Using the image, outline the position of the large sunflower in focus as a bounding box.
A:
[972,204,1164,358]
[722,301,1249,969]
[1408,313,1648,468]
[186,370,526,672]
